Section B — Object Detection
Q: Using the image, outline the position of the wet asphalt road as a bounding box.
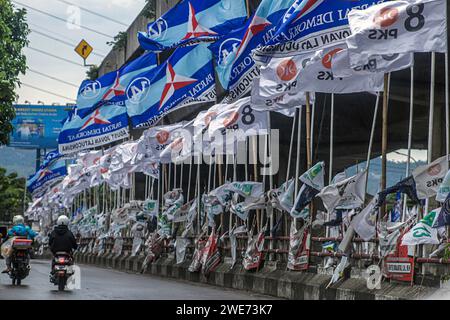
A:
[0,259,273,300]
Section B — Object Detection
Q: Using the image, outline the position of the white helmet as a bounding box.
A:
[57,215,70,226]
[13,215,24,225]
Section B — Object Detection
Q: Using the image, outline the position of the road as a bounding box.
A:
[0,259,273,300]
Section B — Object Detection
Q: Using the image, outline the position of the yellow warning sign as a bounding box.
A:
[75,39,93,60]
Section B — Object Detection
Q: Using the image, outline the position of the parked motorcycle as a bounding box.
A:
[9,237,33,286]
[50,252,74,291]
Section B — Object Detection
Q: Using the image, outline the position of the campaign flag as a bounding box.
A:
[77,52,157,118]
[346,0,447,59]
[317,171,367,213]
[351,196,379,241]
[412,155,449,200]
[437,169,450,202]
[209,0,296,103]
[126,44,216,128]
[27,158,67,195]
[295,45,385,93]
[251,78,311,117]
[41,149,63,168]
[402,208,441,245]
[58,105,129,155]
[159,121,195,163]
[377,175,421,206]
[207,97,268,151]
[433,193,450,228]
[390,191,402,222]
[253,0,389,60]
[332,48,413,78]
[138,0,248,52]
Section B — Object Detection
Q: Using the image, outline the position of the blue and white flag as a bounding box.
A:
[126,44,216,128]
[253,0,388,60]
[76,52,157,118]
[27,158,67,195]
[209,0,295,103]
[58,105,129,155]
[390,191,402,222]
[138,0,248,52]
[41,149,62,168]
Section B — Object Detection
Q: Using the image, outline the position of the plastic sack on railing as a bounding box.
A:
[243,227,266,271]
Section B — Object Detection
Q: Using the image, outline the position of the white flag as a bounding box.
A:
[413,155,449,200]
[159,121,194,164]
[437,169,450,202]
[351,196,379,241]
[299,162,325,191]
[295,45,384,93]
[332,47,413,78]
[347,0,447,58]
[402,208,441,245]
[317,171,367,213]
[207,97,268,150]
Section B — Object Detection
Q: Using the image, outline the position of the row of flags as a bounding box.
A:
[26,0,450,268]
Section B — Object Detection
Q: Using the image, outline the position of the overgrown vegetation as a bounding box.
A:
[107,31,128,51]
[143,0,156,20]
[86,65,99,80]
[0,168,29,222]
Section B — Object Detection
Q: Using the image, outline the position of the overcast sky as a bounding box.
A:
[15,0,147,105]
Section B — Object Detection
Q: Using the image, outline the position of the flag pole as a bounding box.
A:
[286,110,297,182]
[329,94,335,184]
[294,108,302,197]
[310,97,315,164]
[306,93,312,169]
[380,73,390,218]
[365,93,380,195]
[446,1,450,156]
[187,156,192,201]
[426,53,436,214]
[403,64,415,221]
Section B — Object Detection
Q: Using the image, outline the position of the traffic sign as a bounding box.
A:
[75,39,93,60]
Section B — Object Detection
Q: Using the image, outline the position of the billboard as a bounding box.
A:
[9,104,70,149]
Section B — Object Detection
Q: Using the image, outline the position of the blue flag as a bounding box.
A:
[433,193,450,228]
[254,0,388,60]
[27,157,67,195]
[41,149,62,168]
[209,0,295,103]
[126,44,216,128]
[76,52,157,118]
[138,0,248,52]
[390,191,402,222]
[58,105,129,155]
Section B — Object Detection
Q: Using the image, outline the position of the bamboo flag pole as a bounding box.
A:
[403,64,415,221]
[286,110,297,182]
[294,108,302,197]
[381,73,390,218]
[305,93,312,169]
[365,93,381,195]
[329,94,335,184]
[187,156,193,201]
[251,135,260,231]
[425,53,436,215]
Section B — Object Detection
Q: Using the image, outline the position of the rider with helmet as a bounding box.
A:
[49,216,78,271]
[2,215,37,273]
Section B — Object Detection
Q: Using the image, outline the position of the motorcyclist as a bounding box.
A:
[2,215,37,273]
[49,216,78,272]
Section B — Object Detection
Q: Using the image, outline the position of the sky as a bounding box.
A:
[14,0,147,105]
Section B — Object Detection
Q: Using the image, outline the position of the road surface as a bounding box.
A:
[0,259,273,300]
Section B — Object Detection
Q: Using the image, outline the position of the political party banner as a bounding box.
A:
[58,105,129,155]
[351,196,379,241]
[76,52,157,118]
[402,208,441,245]
[384,230,415,283]
[209,0,296,103]
[347,0,447,60]
[295,44,385,93]
[318,171,367,213]
[159,121,195,163]
[207,97,268,151]
[138,0,247,52]
[437,169,450,202]
[332,48,413,78]
[27,158,67,195]
[9,104,68,149]
[412,155,449,200]
[287,221,310,271]
[126,44,216,128]
[251,78,310,117]
[254,0,388,60]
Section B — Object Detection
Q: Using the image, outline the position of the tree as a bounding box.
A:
[107,31,127,51]
[0,168,29,222]
[0,1,30,145]
[144,0,156,20]
[86,65,99,80]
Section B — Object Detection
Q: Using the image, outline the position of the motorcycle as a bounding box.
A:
[9,237,33,286]
[50,252,74,291]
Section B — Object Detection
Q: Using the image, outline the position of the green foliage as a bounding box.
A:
[86,65,99,80]
[0,0,30,145]
[143,0,156,20]
[0,167,29,222]
[107,31,127,51]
